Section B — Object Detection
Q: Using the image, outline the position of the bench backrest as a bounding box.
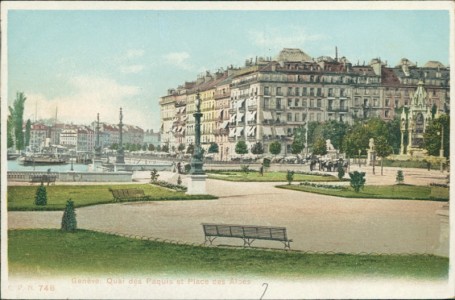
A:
[202,224,288,241]
[110,188,145,199]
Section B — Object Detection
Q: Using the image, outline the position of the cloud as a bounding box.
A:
[24,75,150,127]
[163,51,193,71]
[249,27,326,51]
[120,64,145,74]
[126,49,145,59]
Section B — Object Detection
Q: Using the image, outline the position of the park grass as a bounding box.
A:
[207,171,340,182]
[7,184,216,211]
[278,184,449,201]
[8,229,448,279]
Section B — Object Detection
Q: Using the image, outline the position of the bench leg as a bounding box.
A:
[243,238,255,247]
[204,236,217,246]
[283,241,291,250]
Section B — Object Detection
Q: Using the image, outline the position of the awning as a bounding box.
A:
[248,111,257,121]
[263,126,272,136]
[275,127,286,136]
[230,114,237,123]
[236,128,244,137]
[248,126,256,137]
[238,112,244,121]
[228,128,236,137]
[218,121,229,129]
[263,111,273,120]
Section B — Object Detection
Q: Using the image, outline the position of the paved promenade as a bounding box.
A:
[8,167,448,254]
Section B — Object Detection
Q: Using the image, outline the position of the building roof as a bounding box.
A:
[423,61,446,69]
[275,48,312,63]
[395,58,416,68]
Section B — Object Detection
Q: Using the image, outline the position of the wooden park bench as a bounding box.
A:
[109,188,150,202]
[202,223,293,250]
[30,174,57,185]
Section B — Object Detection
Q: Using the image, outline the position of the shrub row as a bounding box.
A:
[299,182,345,190]
[153,180,187,192]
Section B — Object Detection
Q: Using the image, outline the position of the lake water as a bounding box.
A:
[7,159,89,172]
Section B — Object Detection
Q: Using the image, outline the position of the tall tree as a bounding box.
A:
[312,138,327,156]
[25,119,31,148]
[291,125,305,155]
[178,143,186,152]
[7,112,14,149]
[374,136,393,175]
[10,92,27,150]
[423,114,450,158]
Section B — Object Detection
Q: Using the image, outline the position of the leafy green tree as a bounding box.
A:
[208,142,219,154]
[396,170,404,184]
[178,143,185,152]
[337,164,345,180]
[431,104,437,120]
[286,170,295,185]
[312,138,327,156]
[424,114,450,158]
[110,143,118,150]
[148,144,155,151]
[150,169,160,183]
[7,113,14,149]
[306,121,320,146]
[269,141,282,157]
[177,176,182,185]
[171,145,176,152]
[156,145,162,152]
[291,125,306,155]
[162,144,169,153]
[321,120,348,150]
[34,183,47,206]
[10,92,27,150]
[349,171,366,193]
[386,117,401,155]
[61,199,77,232]
[235,140,248,156]
[374,136,393,175]
[251,142,264,157]
[25,119,31,148]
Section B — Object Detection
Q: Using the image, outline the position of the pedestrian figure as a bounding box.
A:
[177,162,181,174]
[260,165,264,176]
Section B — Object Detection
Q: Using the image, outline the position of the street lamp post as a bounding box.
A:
[190,91,205,175]
[439,124,444,172]
[186,91,207,195]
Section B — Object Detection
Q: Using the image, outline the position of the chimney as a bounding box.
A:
[335,46,338,62]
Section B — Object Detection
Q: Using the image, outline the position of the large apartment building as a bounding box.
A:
[159,48,450,159]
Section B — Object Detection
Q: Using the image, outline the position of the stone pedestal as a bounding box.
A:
[93,159,103,172]
[186,174,208,195]
[434,203,449,257]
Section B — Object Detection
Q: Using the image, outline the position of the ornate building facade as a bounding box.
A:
[159,48,450,160]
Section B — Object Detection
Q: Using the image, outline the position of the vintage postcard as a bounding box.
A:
[1,1,454,299]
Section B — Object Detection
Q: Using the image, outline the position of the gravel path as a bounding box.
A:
[8,170,447,254]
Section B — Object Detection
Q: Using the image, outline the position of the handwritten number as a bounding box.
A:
[260,283,268,300]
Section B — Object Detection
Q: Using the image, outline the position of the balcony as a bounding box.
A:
[247,104,257,111]
[247,119,257,125]
[327,106,348,112]
[229,108,236,114]
[214,92,229,100]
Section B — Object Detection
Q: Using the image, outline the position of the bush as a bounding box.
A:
[34,183,47,206]
[263,158,271,168]
[349,171,366,193]
[150,169,160,183]
[396,170,404,184]
[240,164,250,174]
[61,199,77,232]
[177,176,182,185]
[337,164,345,180]
[286,170,295,185]
[184,164,191,174]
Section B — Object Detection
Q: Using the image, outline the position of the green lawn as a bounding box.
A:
[278,184,449,201]
[7,184,216,211]
[8,229,448,279]
[207,171,340,182]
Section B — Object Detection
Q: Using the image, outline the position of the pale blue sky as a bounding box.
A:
[7,9,450,130]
